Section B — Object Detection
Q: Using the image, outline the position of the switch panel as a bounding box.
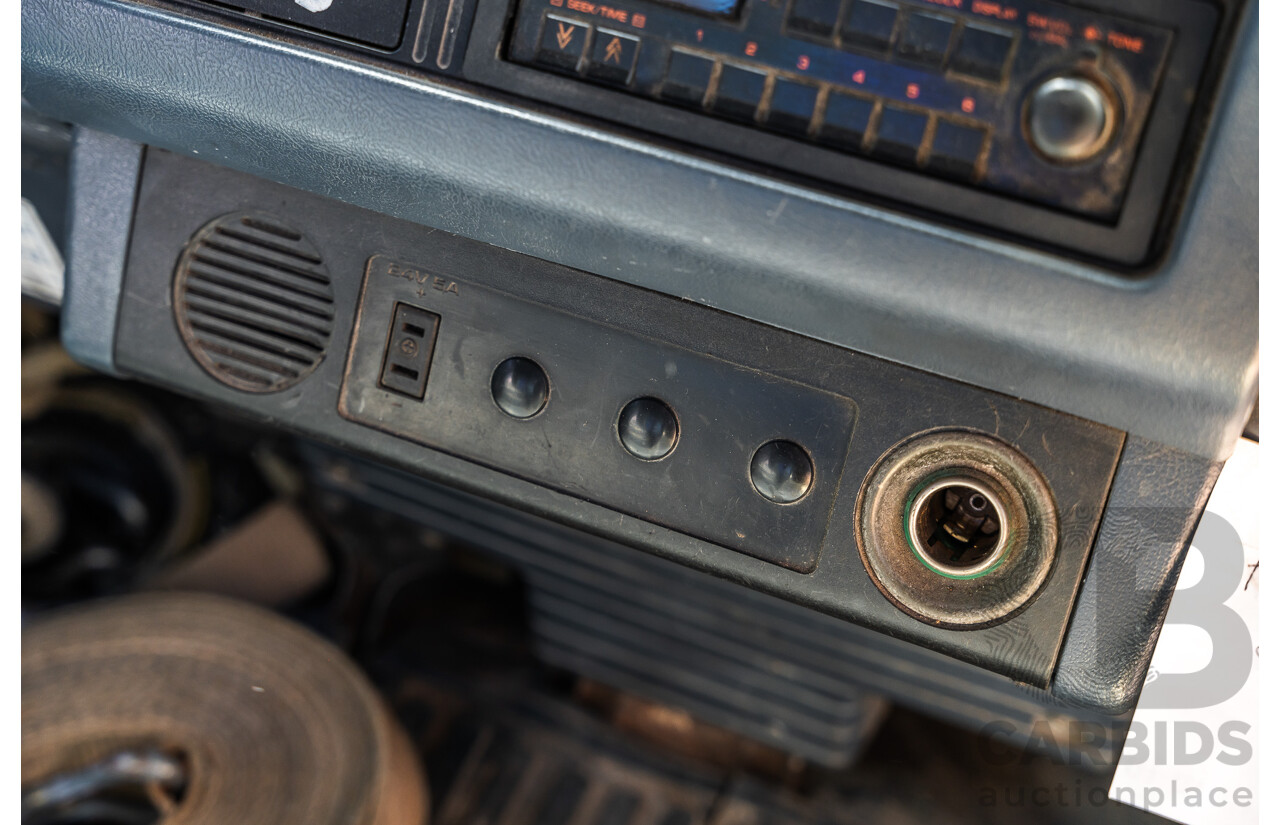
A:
[115,150,1130,687]
[341,256,857,573]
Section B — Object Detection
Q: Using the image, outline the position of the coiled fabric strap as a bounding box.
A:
[22,592,428,825]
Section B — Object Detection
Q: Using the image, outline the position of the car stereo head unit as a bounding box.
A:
[510,0,1170,221]
[491,0,1220,265]
[165,0,1230,266]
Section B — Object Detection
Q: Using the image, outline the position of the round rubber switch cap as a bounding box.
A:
[491,357,549,419]
[750,440,814,504]
[618,398,678,460]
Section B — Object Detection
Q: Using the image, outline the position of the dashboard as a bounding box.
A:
[21,0,1259,765]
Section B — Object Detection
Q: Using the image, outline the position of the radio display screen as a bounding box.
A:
[658,0,741,17]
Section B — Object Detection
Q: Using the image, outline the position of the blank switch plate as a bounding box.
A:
[341,255,857,573]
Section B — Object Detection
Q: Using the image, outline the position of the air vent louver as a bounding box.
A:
[173,213,334,393]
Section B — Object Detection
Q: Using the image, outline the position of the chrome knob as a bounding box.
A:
[1026,75,1117,163]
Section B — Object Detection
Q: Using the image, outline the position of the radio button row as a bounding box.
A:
[537,16,589,71]
[528,17,989,184]
[896,11,955,68]
[841,0,899,53]
[951,25,1014,83]
[836,6,1016,82]
[817,91,874,150]
[787,0,841,39]
[927,120,989,180]
[765,79,820,135]
[662,50,716,107]
[586,29,640,86]
[871,105,928,164]
[712,64,769,122]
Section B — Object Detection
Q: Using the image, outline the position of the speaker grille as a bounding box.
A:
[173,214,334,393]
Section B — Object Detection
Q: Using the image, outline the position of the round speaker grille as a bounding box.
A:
[174,213,334,393]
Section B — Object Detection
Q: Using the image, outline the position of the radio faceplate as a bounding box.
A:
[465,0,1220,265]
[162,0,1228,265]
[507,0,1173,222]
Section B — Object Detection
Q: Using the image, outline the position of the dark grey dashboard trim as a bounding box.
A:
[1053,435,1222,713]
[59,128,143,375]
[21,0,1257,459]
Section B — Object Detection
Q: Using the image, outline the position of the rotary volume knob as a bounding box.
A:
[1026,75,1118,163]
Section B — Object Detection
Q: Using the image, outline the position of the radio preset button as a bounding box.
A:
[661,50,716,108]
[537,16,590,72]
[817,92,874,150]
[586,29,640,86]
[872,105,928,164]
[787,0,841,39]
[711,63,768,122]
[927,120,988,180]
[896,11,954,68]
[951,25,1014,83]
[765,79,819,135]
[840,0,899,53]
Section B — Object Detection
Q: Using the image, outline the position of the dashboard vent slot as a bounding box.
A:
[173,213,334,393]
